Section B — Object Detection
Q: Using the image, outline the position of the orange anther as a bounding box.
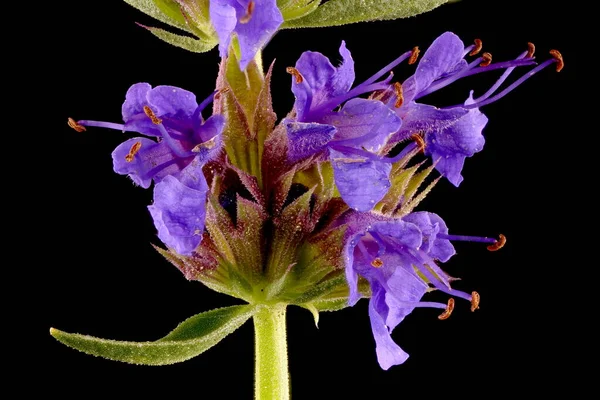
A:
[371,258,384,268]
[470,291,480,312]
[526,42,535,58]
[67,118,86,132]
[286,67,304,84]
[480,52,492,67]
[487,234,506,251]
[438,298,455,320]
[409,47,420,65]
[125,141,142,162]
[469,39,483,56]
[393,82,404,108]
[549,49,564,72]
[143,106,162,125]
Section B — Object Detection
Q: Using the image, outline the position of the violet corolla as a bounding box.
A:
[286,32,564,194]
[345,211,504,369]
[210,0,283,70]
[68,83,224,255]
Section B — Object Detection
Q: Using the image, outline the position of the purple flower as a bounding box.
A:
[285,32,564,194]
[210,0,283,70]
[385,32,563,185]
[285,42,401,211]
[70,83,225,255]
[344,211,502,369]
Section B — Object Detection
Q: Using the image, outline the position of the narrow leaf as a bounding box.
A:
[124,0,190,31]
[141,25,217,53]
[51,305,255,365]
[283,0,448,28]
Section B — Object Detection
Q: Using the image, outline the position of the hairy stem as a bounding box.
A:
[253,304,290,400]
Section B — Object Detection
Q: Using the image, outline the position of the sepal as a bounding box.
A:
[215,49,276,184]
[376,151,439,216]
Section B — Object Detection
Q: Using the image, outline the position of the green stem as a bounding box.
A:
[253,304,290,400]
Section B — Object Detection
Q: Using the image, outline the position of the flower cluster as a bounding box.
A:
[66,18,562,371]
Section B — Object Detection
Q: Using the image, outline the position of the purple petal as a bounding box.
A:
[209,0,237,57]
[121,83,162,137]
[393,102,487,186]
[285,119,336,163]
[385,266,429,331]
[293,42,355,121]
[325,98,401,152]
[371,220,423,250]
[410,32,467,99]
[332,41,355,101]
[148,85,198,121]
[112,138,179,188]
[194,114,226,144]
[148,161,209,255]
[122,82,152,121]
[329,148,391,212]
[403,212,455,262]
[235,0,283,70]
[369,282,410,369]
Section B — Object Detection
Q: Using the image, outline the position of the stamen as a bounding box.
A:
[474,50,528,103]
[143,106,162,125]
[526,42,535,58]
[393,82,404,108]
[437,233,496,244]
[409,46,420,65]
[487,234,506,251]
[411,133,425,153]
[125,141,142,162]
[239,0,255,24]
[461,58,559,109]
[371,258,384,268]
[286,67,304,84]
[549,49,564,72]
[480,52,492,67]
[438,298,455,320]
[67,118,86,132]
[470,291,480,312]
[469,39,483,56]
[361,50,412,87]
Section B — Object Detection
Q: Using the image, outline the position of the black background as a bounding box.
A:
[35,0,583,397]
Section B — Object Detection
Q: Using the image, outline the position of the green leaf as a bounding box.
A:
[151,0,187,26]
[143,26,217,53]
[51,305,256,365]
[123,0,190,31]
[280,0,321,21]
[282,0,448,28]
